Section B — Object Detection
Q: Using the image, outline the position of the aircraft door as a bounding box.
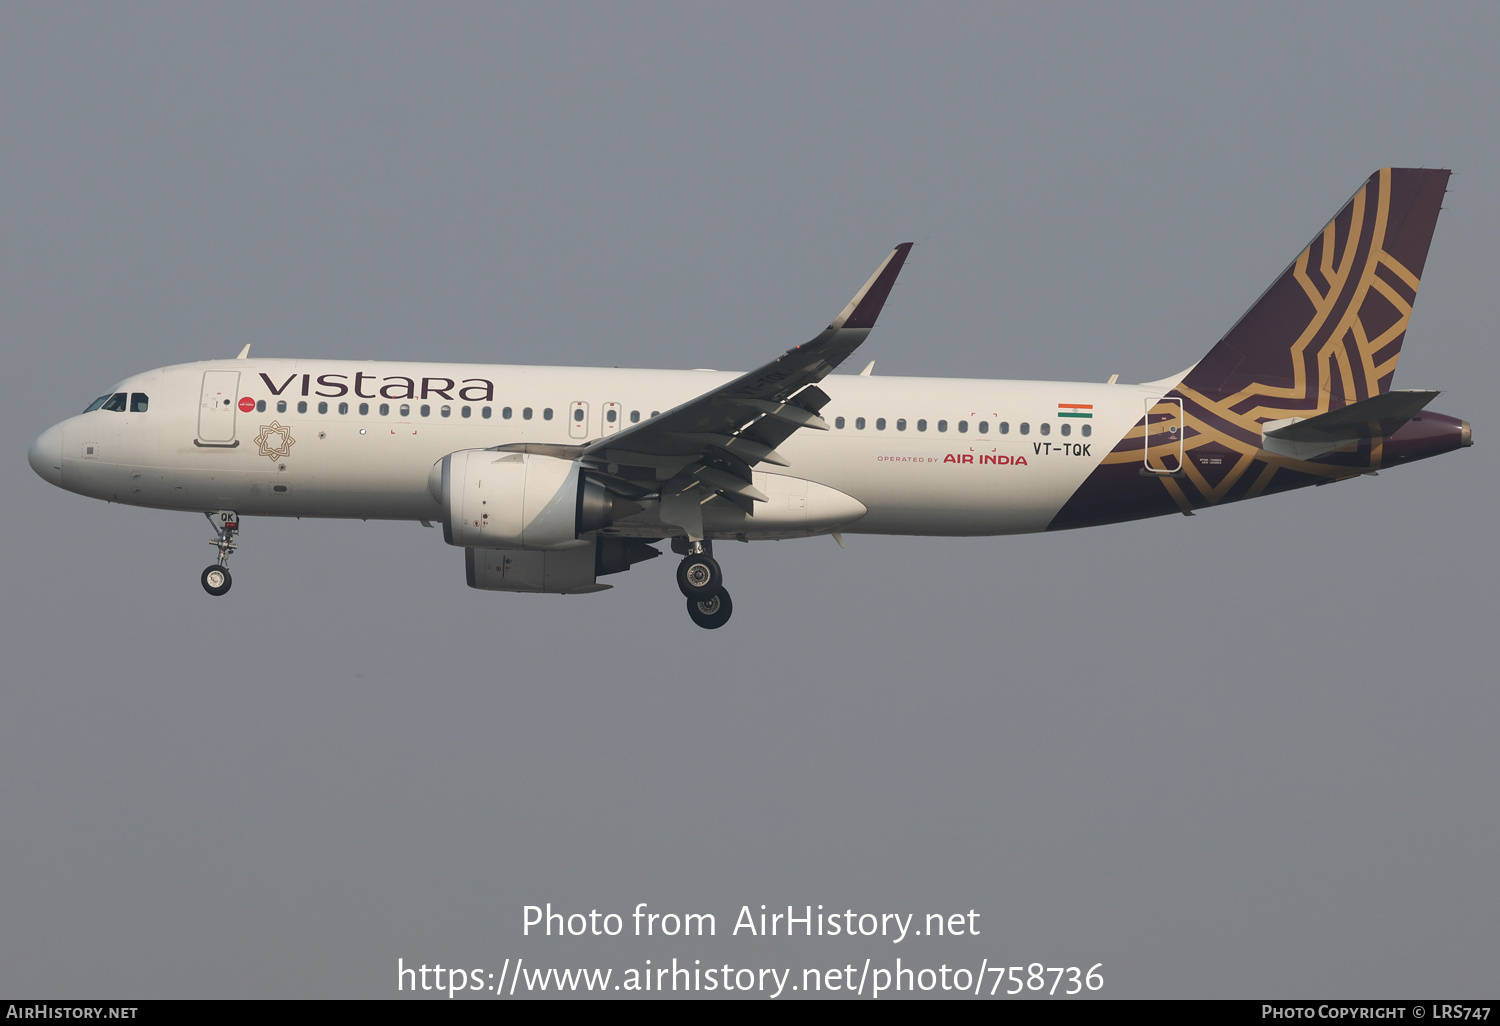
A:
[602,402,622,435]
[568,401,589,440]
[197,371,241,446]
[1143,397,1184,475]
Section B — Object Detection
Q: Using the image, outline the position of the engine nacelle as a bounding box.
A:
[466,545,605,593]
[432,450,613,550]
[465,538,660,594]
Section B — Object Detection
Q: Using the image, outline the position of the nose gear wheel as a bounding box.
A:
[201,566,232,596]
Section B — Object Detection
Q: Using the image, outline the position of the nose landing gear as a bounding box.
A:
[201,510,239,596]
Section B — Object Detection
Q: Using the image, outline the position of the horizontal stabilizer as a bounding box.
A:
[1261,389,1438,459]
[1265,390,1439,440]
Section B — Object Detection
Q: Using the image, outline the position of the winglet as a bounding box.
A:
[235,344,251,359]
[830,243,913,330]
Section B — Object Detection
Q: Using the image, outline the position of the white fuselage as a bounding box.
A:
[36,358,1161,538]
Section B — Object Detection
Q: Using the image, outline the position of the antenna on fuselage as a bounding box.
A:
[235,344,250,359]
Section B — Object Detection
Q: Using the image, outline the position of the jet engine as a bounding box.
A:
[465,537,660,593]
[432,449,613,550]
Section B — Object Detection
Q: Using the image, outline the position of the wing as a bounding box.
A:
[503,243,913,525]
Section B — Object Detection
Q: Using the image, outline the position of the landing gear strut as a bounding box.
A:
[201,510,239,596]
[676,541,722,600]
[675,539,731,628]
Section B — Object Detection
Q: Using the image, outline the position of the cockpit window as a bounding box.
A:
[83,394,112,413]
[101,393,128,412]
[130,393,149,412]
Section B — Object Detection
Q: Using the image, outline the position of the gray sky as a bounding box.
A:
[3,3,1496,998]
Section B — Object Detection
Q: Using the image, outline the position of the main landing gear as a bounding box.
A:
[676,540,731,629]
[686,589,732,629]
[201,510,239,596]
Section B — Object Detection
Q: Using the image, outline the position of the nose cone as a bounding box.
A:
[29,423,64,487]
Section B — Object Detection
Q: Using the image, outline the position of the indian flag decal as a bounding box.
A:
[1057,403,1093,419]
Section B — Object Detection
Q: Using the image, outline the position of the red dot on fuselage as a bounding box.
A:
[238,396,255,412]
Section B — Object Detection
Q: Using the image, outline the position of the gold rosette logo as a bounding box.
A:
[253,421,296,461]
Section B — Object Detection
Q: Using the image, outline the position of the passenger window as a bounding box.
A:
[131,393,150,412]
[1082,424,1091,437]
[855,417,865,430]
[420,404,431,417]
[630,410,640,423]
[318,401,329,414]
[957,420,968,433]
[1040,422,1050,436]
[896,418,906,431]
[358,402,369,415]
[937,420,948,432]
[400,404,410,417]
[482,407,491,419]
[917,419,927,432]
[379,403,390,416]
[276,400,287,413]
[502,407,512,419]
[651,411,659,417]
[102,393,128,412]
[298,401,308,414]
[338,402,349,415]
[256,399,267,412]
[543,408,553,420]
[523,407,533,420]
[999,421,1009,434]
[876,417,886,430]
[1019,422,1029,435]
[978,421,988,434]
[441,405,451,418]
[1060,422,1070,436]
[573,408,584,422]
[835,416,846,429]
[83,394,112,413]
[606,409,617,423]
[461,406,471,418]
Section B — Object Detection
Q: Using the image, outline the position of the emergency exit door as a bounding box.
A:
[197,371,240,446]
[568,401,590,439]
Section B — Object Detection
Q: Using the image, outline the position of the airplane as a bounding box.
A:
[28,168,1471,629]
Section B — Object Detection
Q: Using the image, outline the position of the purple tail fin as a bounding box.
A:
[1048,168,1453,531]
[1179,167,1449,412]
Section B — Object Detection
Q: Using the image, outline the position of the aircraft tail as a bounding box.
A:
[1177,167,1450,414]
[1048,168,1454,530]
